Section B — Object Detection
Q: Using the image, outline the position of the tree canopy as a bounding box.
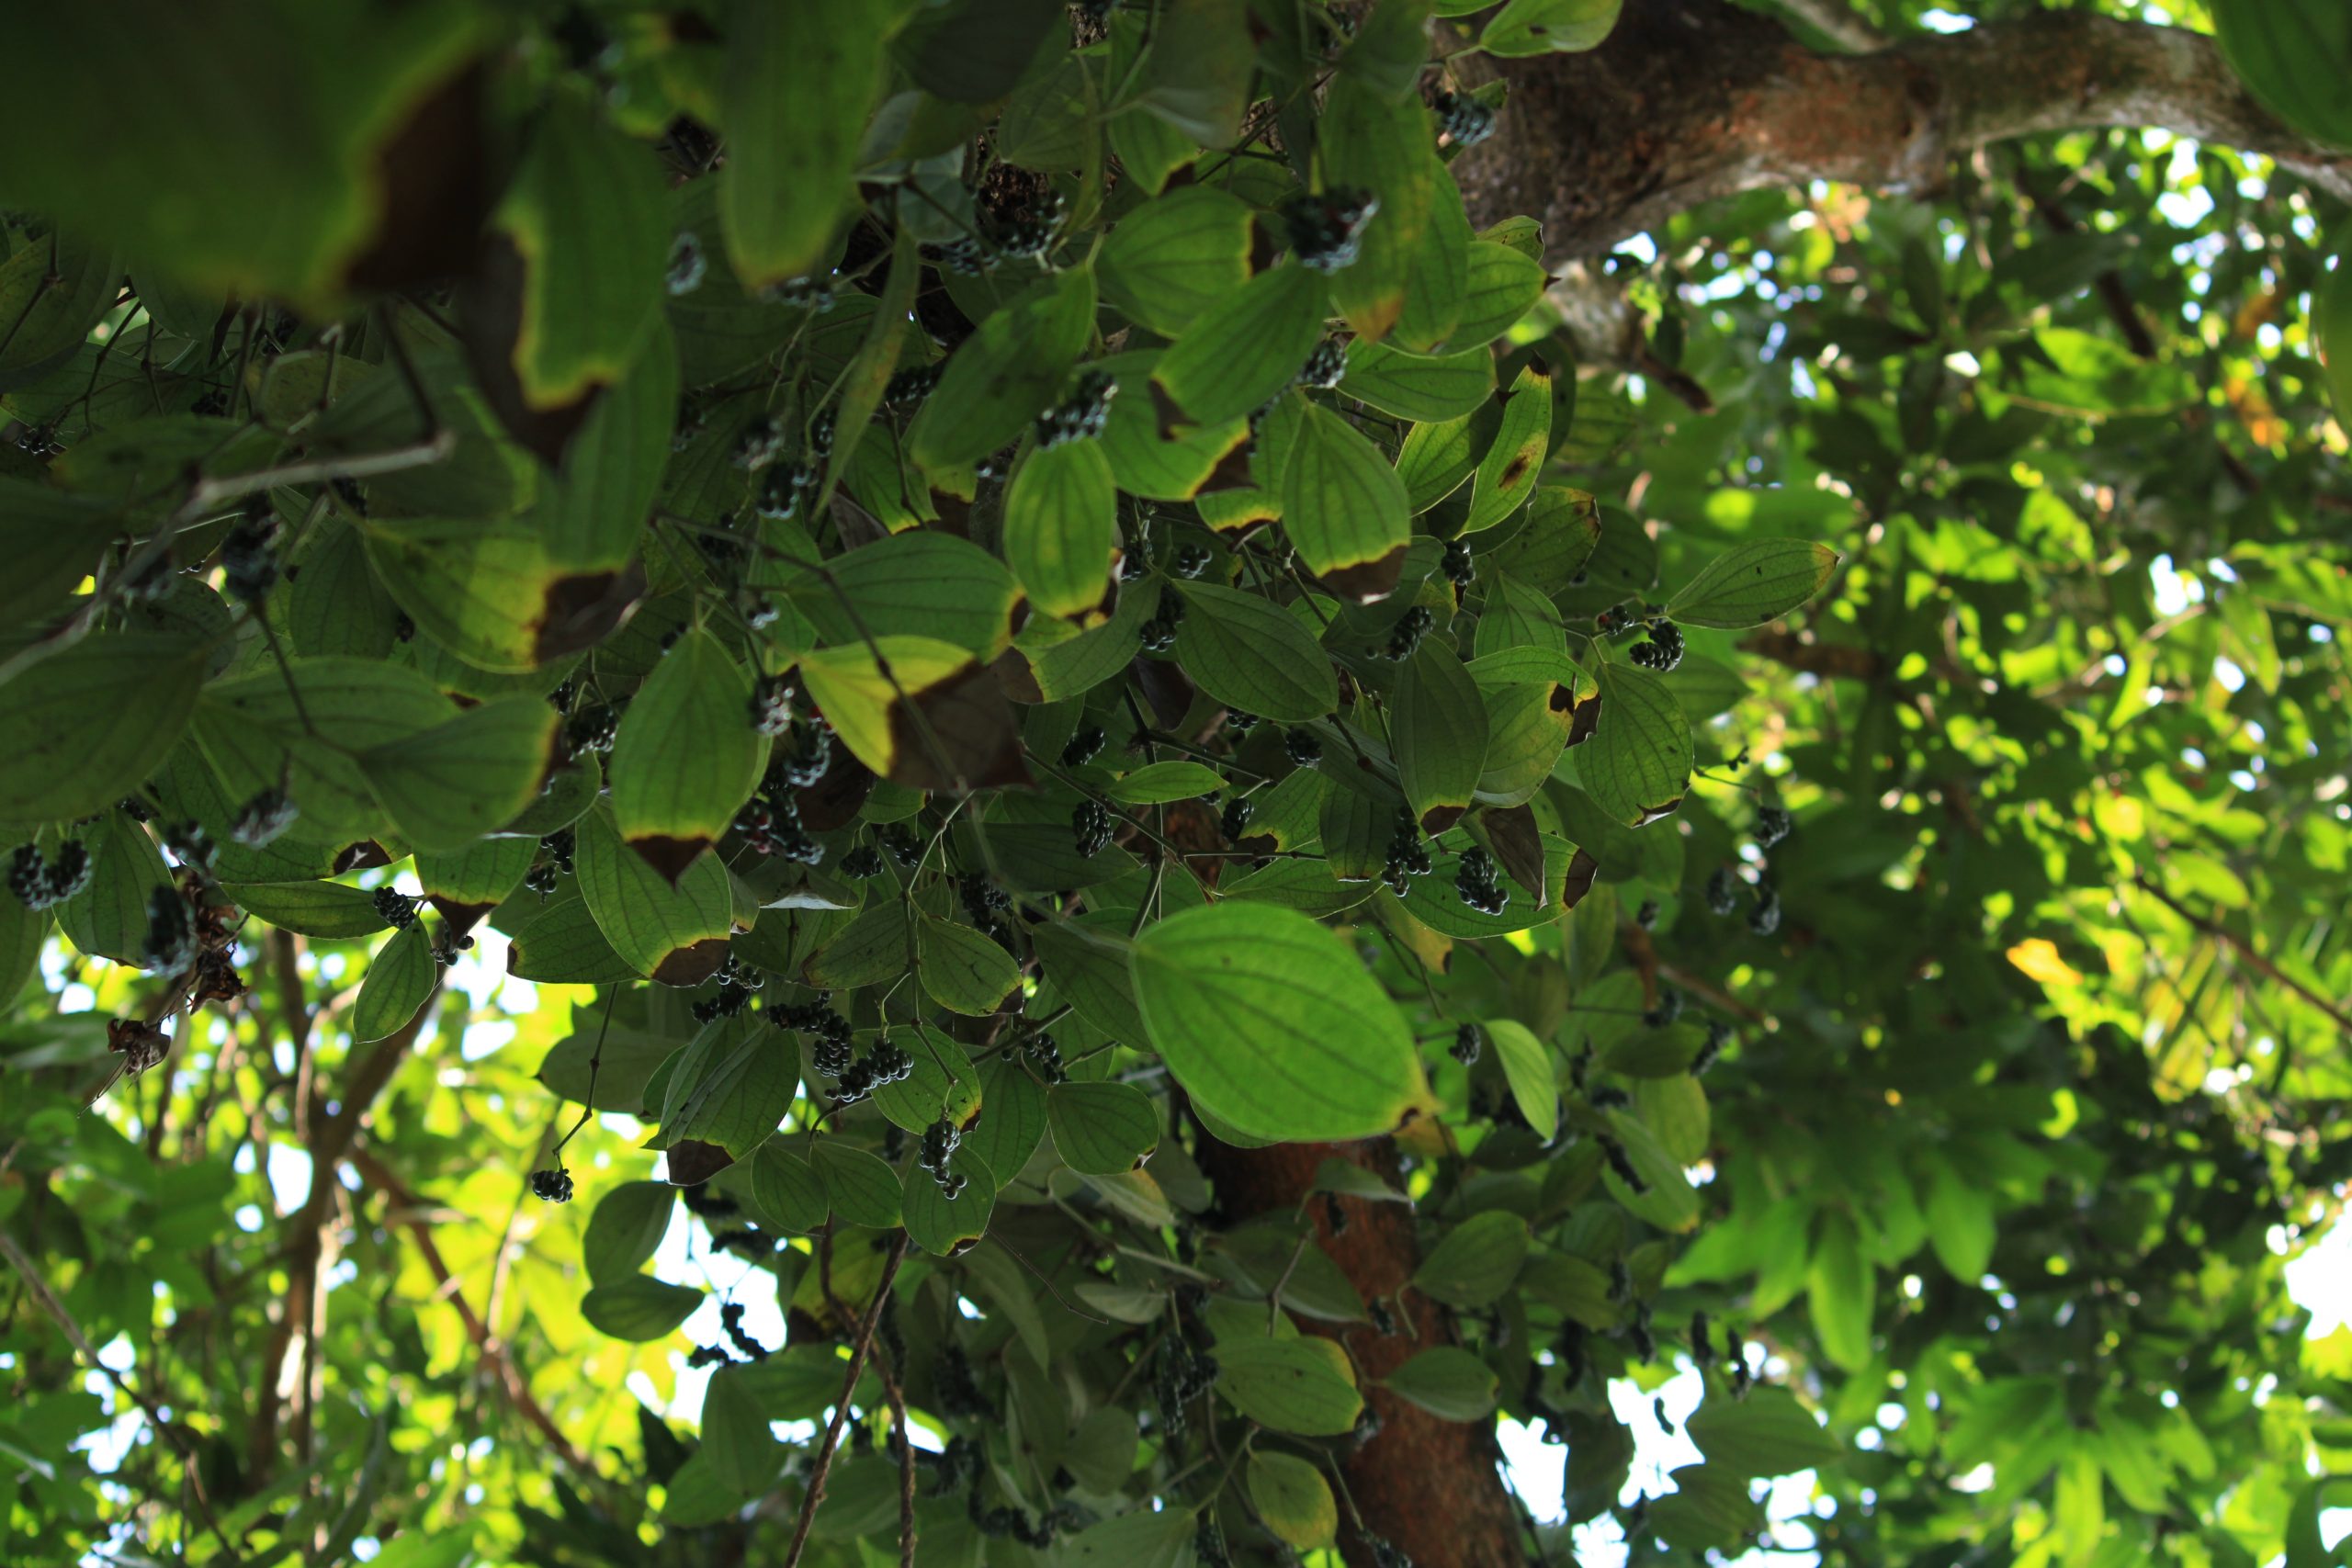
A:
[2,2,2349,1566]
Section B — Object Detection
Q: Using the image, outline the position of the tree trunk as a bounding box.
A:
[1196,1135,1528,1568]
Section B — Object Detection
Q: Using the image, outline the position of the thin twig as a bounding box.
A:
[782,1233,913,1568]
[2132,875,2351,1034]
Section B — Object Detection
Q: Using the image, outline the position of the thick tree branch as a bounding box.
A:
[1455,0,2352,258]
[1769,0,1889,55]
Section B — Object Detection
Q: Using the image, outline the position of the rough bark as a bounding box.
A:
[1451,0,2352,259]
[1196,1134,1527,1568]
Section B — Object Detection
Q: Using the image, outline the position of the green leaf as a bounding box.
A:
[361,697,560,854]
[1382,1346,1500,1421]
[510,888,640,987]
[659,1016,797,1157]
[1581,663,1691,826]
[909,268,1097,471]
[352,925,435,1043]
[1099,186,1255,336]
[1464,362,1553,532]
[1132,902,1429,1142]
[539,318,679,571]
[414,836,536,914]
[0,231,123,389]
[583,1182,675,1287]
[1807,1211,1875,1371]
[718,0,893,289]
[1248,1452,1340,1551]
[1171,581,1338,722]
[1280,401,1411,598]
[901,1145,996,1255]
[223,881,391,941]
[0,633,206,822]
[1004,438,1119,620]
[1322,78,1434,345]
[362,519,639,675]
[576,804,735,985]
[699,1366,779,1498]
[1214,1337,1363,1436]
[537,1002,679,1112]
[873,1029,986,1134]
[793,532,1021,661]
[1152,264,1329,426]
[1922,1153,1996,1281]
[1449,241,1549,347]
[1687,1387,1843,1478]
[1031,919,1152,1045]
[917,913,1022,1016]
[2212,0,2352,151]
[969,1053,1049,1180]
[1340,341,1496,422]
[1411,1210,1530,1307]
[1134,0,1253,145]
[2010,326,2197,417]
[1664,539,1840,629]
[813,1140,903,1230]
[1105,761,1227,804]
[490,94,667,409]
[53,812,172,966]
[1046,1081,1160,1174]
[1393,642,1487,832]
[1055,1508,1199,1567]
[747,1144,831,1234]
[610,628,763,868]
[1481,0,1623,55]
[1485,1018,1560,1140]
[582,1277,703,1342]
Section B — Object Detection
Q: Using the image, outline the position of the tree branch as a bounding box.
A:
[1770,0,1889,55]
[1456,0,2352,256]
[2131,875,2352,1035]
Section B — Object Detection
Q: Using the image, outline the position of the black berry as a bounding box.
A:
[1753,806,1792,848]
[1451,1022,1483,1066]
[666,231,707,295]
[1705,865,1738,916]
[1073,799,1114,858]
[1440,536,1474,591]
[231,788,298,848]
[1035,369,1117,447]
[1283,187,1380,271]
[1061,725,1107,767]
[530,1168,574,1203]
[1297,336,1348,389]
[1283,728,1323,768]
[1432,89,1496,150]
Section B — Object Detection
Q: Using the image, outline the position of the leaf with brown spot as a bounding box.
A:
[1476,805,1547,901]
[1561,846,1601,910]
[888,659,1032,794]
[663,1138,735,1187]
[1464,363,1554,533]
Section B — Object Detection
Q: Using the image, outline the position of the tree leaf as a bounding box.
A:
[1152,263,1329,426]
[582,1277,703,1342]
[1393,641,1487,833]
[813,1140,903,1230]
[1004,438,1119,620]
[699,1366,780,1499]
[747,1144,831,1234]
[1104,761,1227,804]
[362,696,560,853]
[0,632,206,822]
[659,1015,797,1157]
[1580,662,1692,826]
[1687,1387,1843,1479]
[1340,341,1496,422]
[576,804,734,985]
[1807,1211,1875,1371]
[610,627,763,871]
[1248,1451,1339,1550]
[969,1053,1049,1180]
[718,0,893,289]
[1098,186,1255,337]
[1132,902,1429,1142]
[1046,1080,1160,1174]
[1280,401,1411,599]
[1481,0,1623,55]
[900,1145,996,1255]
[917,913,1022,1016]
[583,1181,676,1287]
[1450,241,1549,347]
[1411,1210,1529,1307]
[908,268,1097,471]
[352,925,435,1043]
[1664,539,1840,629]
[1484,1018,1559,1140]
[1171,581,1338,722]
[1214,1336,1363,1436]
[53,811,172,966]
[1322,77,1433,344]
[1464,362,1553,532]
[1382,1346,1500,1421]
[223,881,392,941]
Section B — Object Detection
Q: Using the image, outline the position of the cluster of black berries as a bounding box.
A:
[1432,88,1497,149]
[1022,1031,1067,1084]
[991,215,1055,259]
[749,673,795,735]
[958,873,1011,925]
[191,389,231,418]
[219,501,281,604]
[772,719,832,792]
[1589,1084,1629,1110]
[923,236,993,276]
[541,829,577,876]
[1368,1539,1415,1568]
[1641,986,1682,1029]
[1194,1517,1233,1568]
[1384,604,1434,660]
[8,841,91,909]
[1072,798,1114,858]
[431,928,477,967]
[1218,795,1253,841]
[1171,542,1212,579]
[694,513,751,580]
[1753,805,1792,848]
[732,415,786,470]
[161,820,217,874]
[1692,1020,1731,1075]
[883,362,941,408]
[373,886,420,930]
[756,457,819,520]
[563,703,619,758]
[529,1167,573,1203]
[1440,536,1475,592]
[718,1300,770,1360]
[808,411,834,466]
[1748,879,1781,935]
[1635,897,1660,930]
[1284,727,1322,768]
[1035,369,1117,447]
[692,952,764,1023]
[1154,1335,1219,1436]
[1382,808,1433,894]
[1451,1021,1484,1066]
[1139,585,1184,652]
[1283,187,1380,271]
[842,843,885,879]
[666,231,706,295]
[1598,1134,1647,1194]
[1627,618,1684,672]
[1061,724,1107,766]
[1225,709,1259,734]
[769,275,837,311]
[1693,867,1732,919]
[831,1039,914,1106]
[920,1118,967,1198]
[1297,336,1348,389]
[231,788,298,848]
[735,793,821,865]
[142,887,198,973]
[1455,846,1507,915]
[773,995,856,1072]
[881,823,925,869]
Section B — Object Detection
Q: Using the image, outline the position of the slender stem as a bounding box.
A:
[781,1233,912,1568]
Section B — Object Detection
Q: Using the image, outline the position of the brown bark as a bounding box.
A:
[1196,1135,1527,1568]
[1451,0,2352,259]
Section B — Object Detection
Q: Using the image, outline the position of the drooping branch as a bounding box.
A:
[1453,0,2352,258]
